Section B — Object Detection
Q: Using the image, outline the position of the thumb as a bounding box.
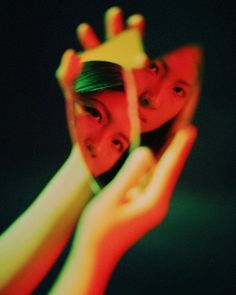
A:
[56,49,83,90]
[107,147,155,201]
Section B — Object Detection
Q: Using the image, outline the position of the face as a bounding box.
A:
[74,90,130,177]
[70,46,202,179]
[133,46,203,133]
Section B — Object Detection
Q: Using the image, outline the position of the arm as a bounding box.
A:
[0,146,92,293]
[49,125,197,295]
[0,40,93,294]
[0,8,145,293]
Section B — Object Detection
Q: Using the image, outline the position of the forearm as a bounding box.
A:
[0,147,92,293]
[49,231,116,295]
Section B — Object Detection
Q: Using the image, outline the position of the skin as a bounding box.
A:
[0,7,202,294]
[76,7,203,176]
[74,90,130,177]
[50,125,197,295]
[134,45,202,133]
[72,46,202,177]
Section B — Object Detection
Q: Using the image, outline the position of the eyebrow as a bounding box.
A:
[175,80,192,87]
[117,133,130,145]
[160,59,193,87]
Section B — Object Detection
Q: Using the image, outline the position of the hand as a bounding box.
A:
[56,49,83,143]
[76,125,197,270]
[56,7,147,144]
[77,6,145,50]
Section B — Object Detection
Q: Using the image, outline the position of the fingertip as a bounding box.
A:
[166,125,198,167]
[127,14,145,35]
[76,23,90,41]
[76,22,100,49]
[177,124,198,144]
[105,6,124,38]
[56,49,73,79]
[105,6,122,18]
[130,146,155,166]
[127,14,144,25]
[111,146,155,197]
[56,49,82,88]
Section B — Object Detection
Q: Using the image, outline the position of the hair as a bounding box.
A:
[74,61,124,94]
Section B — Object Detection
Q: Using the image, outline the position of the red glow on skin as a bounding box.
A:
[1,224,75,295]
[133,45,203,133]
[75,91,130,177]
[72,46,202,177]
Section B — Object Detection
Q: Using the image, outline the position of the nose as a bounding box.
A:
[84,139,97,158]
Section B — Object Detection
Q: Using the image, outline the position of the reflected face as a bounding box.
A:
[74,91,130,177]
[134,46,202,133]
[71,47,202,179]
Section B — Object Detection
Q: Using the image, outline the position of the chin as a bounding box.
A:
[87,159,110,178]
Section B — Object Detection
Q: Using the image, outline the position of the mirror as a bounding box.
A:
[66,44,203,187]
[73,61,132,179]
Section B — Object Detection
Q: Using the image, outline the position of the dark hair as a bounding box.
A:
[74,61,124,94]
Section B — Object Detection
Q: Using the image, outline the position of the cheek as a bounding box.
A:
[158,92,185,121]
[74,115,96,140]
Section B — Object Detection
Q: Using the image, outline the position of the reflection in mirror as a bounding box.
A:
[136,45,203,155]
[135,45,203,134]
[69,46,203,187]
[72,61,132,185]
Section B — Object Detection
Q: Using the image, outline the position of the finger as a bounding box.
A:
[56,49,83,91]
[127,14,145,36]
[108,147,155,201]
[121,125,197,219]
[76,23,100,49]
[105,6,125,39]
[145,125,197,205]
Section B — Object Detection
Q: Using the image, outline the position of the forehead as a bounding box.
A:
[132,67,162,94]
[91,90,127,105]
[160,46,202,83]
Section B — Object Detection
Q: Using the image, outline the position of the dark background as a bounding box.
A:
[1,0,235,294]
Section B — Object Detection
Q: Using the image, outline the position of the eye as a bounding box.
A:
[84,106,102,123]
[148,61,159,74]
[112,139,123,152]
[173,86,186,97]
[139,95,150,107]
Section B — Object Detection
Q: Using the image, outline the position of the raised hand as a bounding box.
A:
[50,125,197,295]
[56,49,83,143]
[77,6,145,50]
[79,125,197,259]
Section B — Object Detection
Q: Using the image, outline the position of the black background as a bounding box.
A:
[1,0,235,294]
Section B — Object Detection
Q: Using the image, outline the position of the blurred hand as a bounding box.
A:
[56,49,83,143]
[77,6,145,50]
[75,125,197,265]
